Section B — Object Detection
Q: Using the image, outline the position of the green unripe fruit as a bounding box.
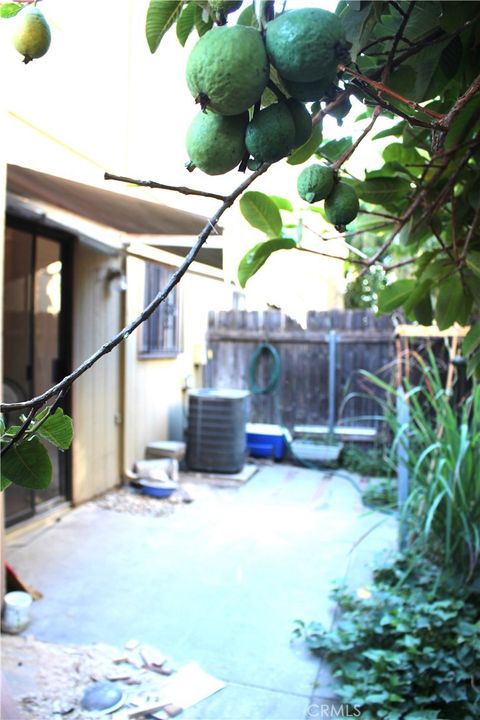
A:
[265,8,348,83]
[186,111,248,175]
[330,96,352,126]
[186,25,269,116]
[245,103,295,164]
[282,76,335,103]
[324,182,359,228]
[13,6,51,63]
[297,165,334,204]
[286,99,312,148]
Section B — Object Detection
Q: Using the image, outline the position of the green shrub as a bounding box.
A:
[362,476,397,512]
[294,557,480,719]
[341,444,392,478]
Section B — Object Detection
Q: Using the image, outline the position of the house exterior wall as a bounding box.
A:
[123,256,229,471]
[71,242,122,504]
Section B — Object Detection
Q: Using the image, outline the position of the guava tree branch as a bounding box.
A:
[332,105,381,170]
[0,164,269,416]
[381,0,415,83]
[434,74,480,132]
[460,207,480,261]
[0,405,39,458]
[339,64,444,120]
[104,172,227,202]
[354,83,436,130]
[361,133,478,272]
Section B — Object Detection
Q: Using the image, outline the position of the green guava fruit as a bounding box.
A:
[286,99,312,148]
[245,102,295,164]
[330,96,352,126]
[324,182,359,228]
[265,8,348,83]
[186,111,248,175]
[297,165,334,204]
[186,25,269,116]
[13,5,51,63]
[282,76,334,103]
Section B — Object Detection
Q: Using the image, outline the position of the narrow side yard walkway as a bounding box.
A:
[4,464,397,719]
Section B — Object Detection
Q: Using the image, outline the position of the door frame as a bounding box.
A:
[4,213,74,524]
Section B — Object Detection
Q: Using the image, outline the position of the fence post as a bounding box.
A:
[396,385,410,550]
[328,330,336,434]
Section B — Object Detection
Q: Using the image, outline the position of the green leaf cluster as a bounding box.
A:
[297,555,480,719]
[1,408,73,492]
[237,191,297,287]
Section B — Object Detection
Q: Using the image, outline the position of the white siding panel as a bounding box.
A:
[72,243,121,504]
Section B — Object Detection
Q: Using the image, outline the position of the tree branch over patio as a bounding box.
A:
[0,163,269,420]
[103,172,228,202]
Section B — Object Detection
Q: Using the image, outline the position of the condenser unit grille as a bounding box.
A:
[186,389,250,473]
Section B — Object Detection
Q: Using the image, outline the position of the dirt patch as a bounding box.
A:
[2,635,177,719]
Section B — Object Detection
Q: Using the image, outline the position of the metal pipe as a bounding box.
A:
[396,385,410,550]
[328,330,336,435]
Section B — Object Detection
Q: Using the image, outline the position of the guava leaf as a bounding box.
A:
[146,0,183,54]
[403,279,432,318]
[317,137,352,163]
[358,177,411,208]
[0,2,22,18]
[372,123,405,141]
[176,2,196,47]
[463,322,480,356]
[1,437,52,490]
[436,274,465,330]
[237,2,257,27]
[270,196,293,212]
[33,408,73,450]
[382,143,424,169]
[413,294,433,325]
[466,251,480,278]
[240,192,283,237]
[238,238,296,288]
[194,2,213,36]
[377,279,416,314]
[287,124,323,166]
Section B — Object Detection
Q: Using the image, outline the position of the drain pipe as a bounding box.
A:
[118,242,137,485]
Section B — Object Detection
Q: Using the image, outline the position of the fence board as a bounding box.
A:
[206,310,396,430]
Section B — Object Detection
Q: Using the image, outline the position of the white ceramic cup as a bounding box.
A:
[1,591,32,634]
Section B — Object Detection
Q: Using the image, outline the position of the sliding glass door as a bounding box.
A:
[3,222,72,526]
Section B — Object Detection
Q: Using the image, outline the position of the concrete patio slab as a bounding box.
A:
[4,464,397,719]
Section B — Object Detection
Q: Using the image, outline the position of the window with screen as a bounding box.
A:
[140,262,180,357]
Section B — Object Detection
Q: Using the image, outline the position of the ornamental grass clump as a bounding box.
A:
[362,349,480,584]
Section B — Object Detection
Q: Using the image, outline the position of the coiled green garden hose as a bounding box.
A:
[248,342,281,396]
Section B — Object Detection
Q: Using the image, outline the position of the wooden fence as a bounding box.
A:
[204,309,395,431]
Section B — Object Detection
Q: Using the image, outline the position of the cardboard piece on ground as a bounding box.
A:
[149,662,226,717]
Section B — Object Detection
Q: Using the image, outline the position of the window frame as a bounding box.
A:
[139,261,181,359]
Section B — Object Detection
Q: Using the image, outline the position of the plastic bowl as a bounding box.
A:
[137,479,177,498]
